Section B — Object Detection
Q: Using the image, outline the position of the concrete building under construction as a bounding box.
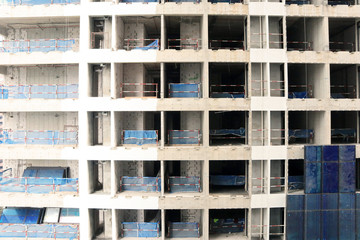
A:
[0,0,360,239]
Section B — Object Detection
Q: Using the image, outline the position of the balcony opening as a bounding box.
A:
[208,16,245,49]
[250,16,266,48]
[288,159,304,193]
[164,161,202,193]
[270,63,285,97]
[117,210,161,238]
[328,0,355,5]
[329,18,356,52]
[115,111,161,146]
[269,208,285,239]
[270,111,285,145]
[270,160,285,193]
[90,17,112,49]
[89,112,111,146]
[251,63,267,97]
[330,64,357,99]
[209,209,247,239]
[288,112,314,144]
[268,17,284,49]
[165,63,202,98]
[209,160,248,195]
[165,210,202,238]
[0,64,79,100]
[331,111,357,144]
[209,111,248,146]
[165,111,202,145]
[90,209,112,240]
[0,18,79,53]
[88,160,111,194]
[251,208,267,239]
[90,64,111,97]
[115,63,160,98]
[252,112,268,146]
[209,63,247,98]
[165,16,202,50]
[252,160,268,194]
[286,17,322,51]
[116,16,161,50]
[115,161,160,193]
[288,64,326,99]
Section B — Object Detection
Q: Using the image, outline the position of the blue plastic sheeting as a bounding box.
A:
[286,0,310,4]
[288,176,304,190]
[339,161,355,192]
[210,218,244,233]
[211,93,244,98]
[0,208,42,224]
[322,210,338,240]
[168,176,201,192]
[305,162,321,193]
[169,130,200,145]
[210,0,241,3]
[120,176,161,192]
[305,210,321,240]
[305,145,322,162]
[0,84,79,99]
[0,39,76,53]
[287,195,304,211]
[169,83,200,98]
[2,0,79,5]
[168,0,199,2]
[23,167,65,177]
[60,208,79,217]
[340,145,355,161]
[168,222,200,238]
[123,130,157,145]
[286,211,304,240]
[210,175,245,186]
[121,222,160,238]
[288,91,308,99]
[331,128,356,141]
[323,145,339,162]
[322,162,339,193]
[289,129,314,139]
[210,128,245,137]
[134,40,159,49]
[0,177,78,194]
[339,193,356,240]
[0,223,79,239]
[0,130,78,145]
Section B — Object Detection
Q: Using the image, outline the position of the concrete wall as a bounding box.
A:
[180,18,201,49]
[124,23,146,49]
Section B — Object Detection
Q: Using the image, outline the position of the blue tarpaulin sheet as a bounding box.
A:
[0,130,78,145]
[210,218,244,233]
[23,167,65,178]
[168,177,201,192]
[288,91,308,99]
[169,83,200,98]
[121,176,161,192]
[0,84,78,99]
[168,222,199,238]
[123,130,157,145]
[0,39,76,53]
[210,128,245,137]
[121,222,160,237]
[134,40,159,49]
[0,208,42,224]
[210,175,245,186]
[3,0,79,5]
[289,129,314,139]
[288,176,303,190]
[169,130,200,145]
[331,128,356,141]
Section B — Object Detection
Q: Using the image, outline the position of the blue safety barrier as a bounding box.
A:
[169,83,200,98]
[168,222,200,238]
[2,0,79,5]
[211,92,244,98]
[0,84,78,99]
[168,176,201,192]
[210,128,245,138]
[134,40,159,49]
[289,129,314,139]
[169,130,200,145]
[0,39,76,53]
[331,128,356,142]
[288,176,304,190]
[288,91,308,99]
[210,218,245,233]
[210,175,245,186]
[123,130,158,145]
[121,222,160,237]
[120,176,161,192]
[0,130,78,145]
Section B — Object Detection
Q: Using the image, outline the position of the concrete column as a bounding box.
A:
[110,62,116,99]
[111,15,117,50]
[103,113,111,145]
[79,207,91,240]
[161,15,165,51]
[323,17,330,51]
[202,110,209,147]
[265,16,270,49]
[203,159,209,195]
[161,209,165,240]
[111,111,117,147]
[202,209,209,240]
[103,161,112,193]
[202,62,209,99]
[160,63,165,98]
[202,14,208,50]
[104,209,112,238]
[161,160,165,195]
[111,160,116,196]
[112,209,118,240]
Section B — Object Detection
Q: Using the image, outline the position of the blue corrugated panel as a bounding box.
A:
[286,211,304,240]
[287,195,304,210]
[305,162,321,193]
[322,145,339,162]
[322,162,339,193]
[339,161,355,193]
[322,194,339,240]
[322,193,338,209]
[339,145,355,161]
[304,194,321,240]
[305,145,322,162]
[339,193,355,239]
[356,193,360,240]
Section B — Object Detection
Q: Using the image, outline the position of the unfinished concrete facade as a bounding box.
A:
[1,0,360,239]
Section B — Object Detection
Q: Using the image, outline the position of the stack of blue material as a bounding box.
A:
[287,145,357,240]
